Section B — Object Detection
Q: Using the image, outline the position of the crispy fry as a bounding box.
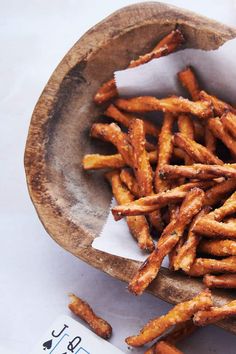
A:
[105,104,160,137]
[203,190,236,221]
[203,273,236,288]
[205,125,216,153]
[204,178,236,206]
[193,121,205,143]
[68,294,112,339]
[105,171,154,252]
[193,300,236,326]
[199,239,236,256]
[115,96,212,119]
[125,289,212,346]
[82,150,157,170]
[177,114,195,164]
[94,29,185,104]
[155,113,175,192]
[178,67,200,101]
[194,219,236,239]
[129,119,153,196]
[120,169,140,197]
[112,181,213,220]
[208,117,236,157]
[172,207,211,272]
[159,164,236,180]
[91,123,132,166]
[173,133,223,165]
[188,256,236,276]
[221,111,236,139]
[128,188,205,295]
[155,341,183,354]
[200,90,236,116]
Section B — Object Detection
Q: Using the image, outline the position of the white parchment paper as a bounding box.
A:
[92,37,236,262]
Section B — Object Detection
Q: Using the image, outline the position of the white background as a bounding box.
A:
[1,1,236,353]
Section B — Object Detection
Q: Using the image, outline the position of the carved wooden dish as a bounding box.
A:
[25,2,236,333]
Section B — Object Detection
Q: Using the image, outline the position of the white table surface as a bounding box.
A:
[1,1,236,353]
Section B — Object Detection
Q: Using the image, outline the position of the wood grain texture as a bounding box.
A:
[24,2,236,334]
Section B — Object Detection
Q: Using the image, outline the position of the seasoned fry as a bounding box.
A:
[115,96,212,119]
[177,114,195,164]
[172,207,211,272]
[159,164,236,180]
[204,178,236,206]
[155,341,183,354]
[203,190,236,221]
[155,113,175,192]
[125,289,212,346]
[94,29,185,104]
[188,256,236,276]
[173,133,223,165]
[129,119,153,196]
[105,104,160,137]
[221,111,236,139]
[120,168,140,197]
[194,218,236,239]
[112,181,213,220]
[208,117,236,157]
[128,188,205,295]
[178,67,200,101]
[205,125,216,153]
[199,239,236,257]
[193,121,205,142]
[105,171,154,252]
[193,300,236,326]
[203,274,236,289]
[200,90,236,116]
[82,150,157,170]
[68,294,112,339]
[91,123,132,166]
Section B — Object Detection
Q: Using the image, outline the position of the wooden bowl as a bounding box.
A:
[25,2,236,333]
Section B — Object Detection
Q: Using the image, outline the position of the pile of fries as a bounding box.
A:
[82,29,236,352]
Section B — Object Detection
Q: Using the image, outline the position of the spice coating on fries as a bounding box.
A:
[193,300,236,326]
[125,289,212,346]
[155,341,184,354]
[178,66,200,101]
[208,117,236,157]
[68,294,112,339]
[115,96,212,118]
[221,111,236,139]
[199,239,236,257]
[188,256,236,276]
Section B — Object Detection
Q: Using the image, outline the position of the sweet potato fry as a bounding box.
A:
[94,29,185,104]
[204,178,236,206]
[112,181,213,220]
[105,104,160,137]
[125,289,212,346]
[188,256,236,276]
[155,113,175,192]
[177,114,195,164]
[193,300,236,326]
[194,218,236,239]
[208,117,236,157]
[115,96,212,119]
[173,133,223,165]
[205,125,216,153]
[129,119,153,196]
[159,164,236,180]
[128,188,205,295]
[145,320,197,353]
[221,111,236,139]
[178,67,200,101]
[82,150,157,170]
[155,341,183,354]
[199,239,236,257]
[105,171,154,252]
[68,294,112,339]
[172,207,211,272]
[91,123,132,166]
[203,274,236,288]
[199,90,236,116]
[120,168,140,197]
